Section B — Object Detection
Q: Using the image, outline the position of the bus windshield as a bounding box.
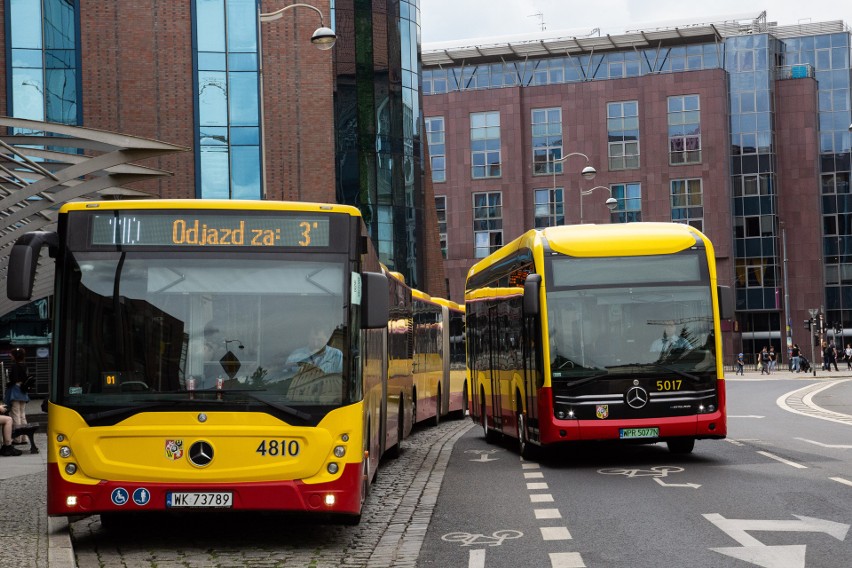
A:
[59,252,351,414]
[546,283,716,379]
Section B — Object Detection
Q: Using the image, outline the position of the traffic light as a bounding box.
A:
[804,319,812,331]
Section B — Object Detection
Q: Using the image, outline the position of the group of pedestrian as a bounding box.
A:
[819,340,852,371]
[1,347,30,457]
[758,346,777,375]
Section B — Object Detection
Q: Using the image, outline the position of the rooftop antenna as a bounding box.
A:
[529,11,546,31]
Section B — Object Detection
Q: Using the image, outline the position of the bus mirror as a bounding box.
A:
[7,231,58,301]
[524,274,541,317]
[361,271,389,329]
[717,285,734,320]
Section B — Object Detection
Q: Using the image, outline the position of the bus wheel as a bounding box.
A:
[412,394,418,427]
[432,386,441,428]
[460,382,469,419]
[667,438,695,454]
[517,411,538,461]
[481,389,498,443]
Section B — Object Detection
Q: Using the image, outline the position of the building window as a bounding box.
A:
[671,178,703,231]
[473,191,503,258]
[435,195,447,258]
[425,117,446,183]
[194,0,261,200]
[668,95,701,165]
[534,188,564,228]
[532,108,563,175]
[8,0,80,126]
[610,183,641,223]
[470,112,501,178]
[607,101,639,170]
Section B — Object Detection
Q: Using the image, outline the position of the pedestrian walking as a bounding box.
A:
[736,352,745,375]
[759,346,771,375]
[768,346,777,372]
[791,344,801,373]
[845,344,852,370]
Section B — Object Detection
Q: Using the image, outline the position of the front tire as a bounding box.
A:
[431,386,441,428]
[667,438,695,454]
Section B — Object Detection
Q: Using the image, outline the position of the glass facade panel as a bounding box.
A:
[470,111,501,178]
[532,108,563,175]
[607,101,640,170]
[9,0,80,125]
[610,183,641,223]
[193,0,261,200]
[425,117,446,182]
[534,188,564,228]
[473,191,503,257]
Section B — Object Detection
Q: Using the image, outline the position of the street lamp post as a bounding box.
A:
[550,152,597,225]
[258,2,337,198]
[808,307,819,376]
[579,185,619,224]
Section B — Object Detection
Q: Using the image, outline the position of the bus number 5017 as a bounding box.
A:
[256,439,301,457]
[656,380,682,391]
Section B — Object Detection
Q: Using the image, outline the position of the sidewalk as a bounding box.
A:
[1,399,74,568]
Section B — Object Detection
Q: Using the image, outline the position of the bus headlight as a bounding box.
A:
[59,446,72,458]
[327,462,339,474]
[333,445,346,458]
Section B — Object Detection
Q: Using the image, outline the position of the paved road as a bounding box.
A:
[2,367,850,567]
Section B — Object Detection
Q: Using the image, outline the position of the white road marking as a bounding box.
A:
[524,471,545,479]
[527,482,548,490]
[795,437,852,449]
[549,552,586,568]
[777,379,852,426]
[653,478,701,488]
[534,508,562,519]
[757,451,808,469]
[540,526,572,541]
[468,548,485,568]
[726,439,746,447]
[521,463,540,469]
[831,477,852,487]
[530,493,554,503]
[705,513,850,568]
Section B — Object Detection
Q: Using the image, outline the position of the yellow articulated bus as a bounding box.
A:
[7,200,396,524]
[465,223,733,458]
[385,272,469,431]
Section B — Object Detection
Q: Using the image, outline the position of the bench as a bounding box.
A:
[11,423,39,454]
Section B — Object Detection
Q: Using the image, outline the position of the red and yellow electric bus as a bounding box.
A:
[8,200,392,524]
[465,222,733,457]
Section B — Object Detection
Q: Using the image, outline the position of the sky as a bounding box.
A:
[420,0,852,46]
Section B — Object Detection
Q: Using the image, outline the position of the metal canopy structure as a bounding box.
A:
[0,117,187,317]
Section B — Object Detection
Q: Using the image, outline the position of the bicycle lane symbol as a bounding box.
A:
[442,530,523,568]
[598,466,701,488]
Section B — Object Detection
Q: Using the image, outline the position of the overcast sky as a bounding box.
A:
[421,1,852,46]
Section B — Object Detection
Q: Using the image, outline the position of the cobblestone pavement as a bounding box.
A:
[68,418,473,568]
[0,434,48,568]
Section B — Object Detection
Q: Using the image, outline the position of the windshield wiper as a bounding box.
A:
[220,389,312,422]
[558,371,610,391]
[82,401,183,422]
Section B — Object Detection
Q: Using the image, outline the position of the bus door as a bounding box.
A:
[487,304,502,431]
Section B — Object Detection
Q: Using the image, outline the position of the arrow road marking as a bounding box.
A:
[465,449,501,462]
[653,478,701,488]
[795,437,852,449]
[704,513,850,568]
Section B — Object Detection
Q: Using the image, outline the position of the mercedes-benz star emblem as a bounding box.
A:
[188,441,214,467]
[625,386,649,409]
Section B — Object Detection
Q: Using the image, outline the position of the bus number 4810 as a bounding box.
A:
[256,439,300,457]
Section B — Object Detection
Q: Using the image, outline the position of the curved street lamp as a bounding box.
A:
[258,2,337,197]
[579,185,618,224]
[550,151,597,196]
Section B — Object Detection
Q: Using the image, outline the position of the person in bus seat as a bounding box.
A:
[285,322,343,375]
[651,321,689,356]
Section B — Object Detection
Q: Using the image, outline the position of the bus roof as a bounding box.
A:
[542,222,706,257]
[432,297,463,312]
[465,286,524,302]
[59,199,364,217]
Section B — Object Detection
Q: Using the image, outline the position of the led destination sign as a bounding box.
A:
[90,213,331,248]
